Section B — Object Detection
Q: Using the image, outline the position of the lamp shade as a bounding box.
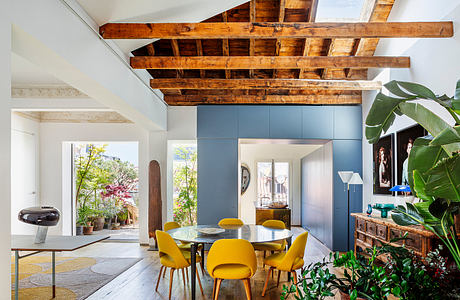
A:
[18,206,60,226]
[389,185,411,192]
[348,173,363,185]
[338,171,353,183]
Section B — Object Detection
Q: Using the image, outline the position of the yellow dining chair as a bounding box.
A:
[253,220,287,267]
[207,239,257,300]
[218,218,244,226]
[155,230,204,300]
[261,231,308,297]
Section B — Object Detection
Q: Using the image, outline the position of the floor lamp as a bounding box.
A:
[338,171,363,250]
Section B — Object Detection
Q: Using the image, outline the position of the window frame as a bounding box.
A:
[255,159,292,207]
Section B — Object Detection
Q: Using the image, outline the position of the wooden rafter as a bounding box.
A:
[150,78,382,90]
[299,0,318,79]
[273,0,286,78]
[131,56,410,69]
[170,39,183,95]
[195,40,205,78]
[165,94,362,105]
[101,22,453,39]
[249,0,255,78]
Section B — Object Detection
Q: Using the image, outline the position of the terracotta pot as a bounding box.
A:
[93,217,105,231]
[83,226,94,235]
[339,290,366,300]
[111,223,120,230]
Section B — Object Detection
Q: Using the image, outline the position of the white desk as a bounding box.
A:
[12,235,109,300]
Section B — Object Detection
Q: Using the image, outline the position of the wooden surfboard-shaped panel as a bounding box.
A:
[149,160,162,247]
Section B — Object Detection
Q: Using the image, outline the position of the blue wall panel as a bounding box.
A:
[197,106,238,138]
[197,139,238,224]
[238,105,270,138]
[333,106,362,140]
[302,106,334,139]
[269,106,302,139]
[332,140,363,250]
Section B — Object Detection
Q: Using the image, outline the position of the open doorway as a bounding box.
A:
[71,142,139,241]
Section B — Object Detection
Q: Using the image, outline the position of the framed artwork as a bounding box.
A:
[373,134,394,195]
[241,164,250,195]
[396,125,427,191]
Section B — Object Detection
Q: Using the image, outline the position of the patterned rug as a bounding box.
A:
[11,256,141,300]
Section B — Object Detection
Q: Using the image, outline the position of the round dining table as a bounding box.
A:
[167,224,293,300]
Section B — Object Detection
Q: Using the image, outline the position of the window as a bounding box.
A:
[257,161,289,206]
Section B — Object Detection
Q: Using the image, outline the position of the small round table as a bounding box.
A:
[167,224,293,300]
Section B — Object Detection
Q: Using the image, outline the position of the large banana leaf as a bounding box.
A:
[407,137,448,191]
[391,204,423,226]
[454,79,460,112]
[412,169,435,202]
[365,92,406,144]
[430,126,460,147]
[425,155,460,202]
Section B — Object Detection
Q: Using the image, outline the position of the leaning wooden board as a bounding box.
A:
[149,160,162,248]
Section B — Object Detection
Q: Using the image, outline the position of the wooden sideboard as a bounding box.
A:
[351,213,436,257]
[256,207,291,229]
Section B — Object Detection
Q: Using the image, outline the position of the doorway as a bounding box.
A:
[70,142,139,241]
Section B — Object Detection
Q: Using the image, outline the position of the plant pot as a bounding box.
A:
[339,291,366,300]
[119,220,126,226]
[93,217,105,231]
[76,225,84,236]
[103,223,109,229]
[83,226,94,235]
[111,223,120,230]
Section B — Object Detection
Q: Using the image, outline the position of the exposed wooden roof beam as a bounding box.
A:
[195,40,205,78]
[249,0,256,78]
[151,78,382,90]
[222,12,231,79]
[100,22,453,39]
[170,39,183,95]
[165,94,362,105]
[273,0,286,78]
[299,0,318,79]
[131,56,410,69]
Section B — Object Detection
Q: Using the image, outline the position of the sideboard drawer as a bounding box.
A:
[406,233,422,251]
[390,228,404,245]
[366,221,377,236]
[357,219,366,232]
[376,224,388,240]
[357,232,366,243]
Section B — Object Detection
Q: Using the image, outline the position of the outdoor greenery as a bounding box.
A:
[282,240,456,300]
[173,146,197,226]
[75,144,138,227]
[365,79,460,269]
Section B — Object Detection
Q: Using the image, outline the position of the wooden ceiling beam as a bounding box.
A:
[100,22,453,39]
[151,78,382,90]
[165,94,362,105]
[222,12,231,79]
[299,0,318,79]
[131,56,410,69]
[249,0,256,78]
[195,40,205,78]
[273,0,286,78]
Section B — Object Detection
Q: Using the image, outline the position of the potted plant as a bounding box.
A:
[365,79,460,269]
[117,208,128,226]
[76,205,92,235]
[93,210,105,231]
[83,220,94,235]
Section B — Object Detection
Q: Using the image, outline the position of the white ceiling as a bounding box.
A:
[11,52,67,87]
[76,0,248,55]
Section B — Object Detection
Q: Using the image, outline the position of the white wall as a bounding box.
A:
[239,144,321,225]
[362,2,460,210]
[0,0,11,295]
[11,113,40,235]
[39,123,150,243]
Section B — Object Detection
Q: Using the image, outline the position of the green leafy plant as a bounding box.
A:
[365,79,460,268]
[173,147,197,226]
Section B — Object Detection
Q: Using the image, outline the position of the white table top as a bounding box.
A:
[11,235,109,251]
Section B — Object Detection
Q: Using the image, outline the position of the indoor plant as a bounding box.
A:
[365,79,460,269]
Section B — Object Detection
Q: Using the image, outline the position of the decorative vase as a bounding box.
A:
[93,217,105,231]
[83,226,94,235]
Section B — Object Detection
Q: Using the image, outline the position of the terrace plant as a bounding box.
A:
[173,147,197,226]
[365,79,460,269]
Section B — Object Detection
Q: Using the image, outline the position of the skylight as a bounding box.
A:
[315,0,366,22]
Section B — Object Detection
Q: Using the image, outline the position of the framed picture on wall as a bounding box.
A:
[396,125,427,192]
[373,134,394,195]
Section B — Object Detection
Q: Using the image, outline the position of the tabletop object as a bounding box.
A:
[18,206,60,244]
[167,224,293,300]
[12,234,109,300]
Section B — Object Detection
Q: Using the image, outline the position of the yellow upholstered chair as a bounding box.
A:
[207,239,257,300]
[261,231,308,297]
[253,220,287,266]
[155,230,204,300]
[218,218,244,226]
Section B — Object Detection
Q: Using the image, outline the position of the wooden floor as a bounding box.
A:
[58,227,334,300]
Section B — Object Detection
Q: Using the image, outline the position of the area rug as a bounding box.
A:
[11,256,141,300]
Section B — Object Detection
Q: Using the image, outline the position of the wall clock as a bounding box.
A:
[241,164,250,195]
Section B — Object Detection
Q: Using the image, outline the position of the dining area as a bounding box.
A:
[154,218,310,300]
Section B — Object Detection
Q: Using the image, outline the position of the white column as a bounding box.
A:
[0,0,12,297]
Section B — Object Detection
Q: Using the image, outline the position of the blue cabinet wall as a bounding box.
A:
[197,105,362,251]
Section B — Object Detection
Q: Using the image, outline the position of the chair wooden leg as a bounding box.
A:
[243,278,252,300]
[214,279,223,300]
[212,278,217,299]
[163,266,167,278]
[263,251,266,268]
[292,271,299,297]
[181,268,186,288]
[186,267,189,283]
[195,266,205,296]
[155,266,164,292]
[276,270,281,287]
[262,267,273,297]
[168,269,175,300]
